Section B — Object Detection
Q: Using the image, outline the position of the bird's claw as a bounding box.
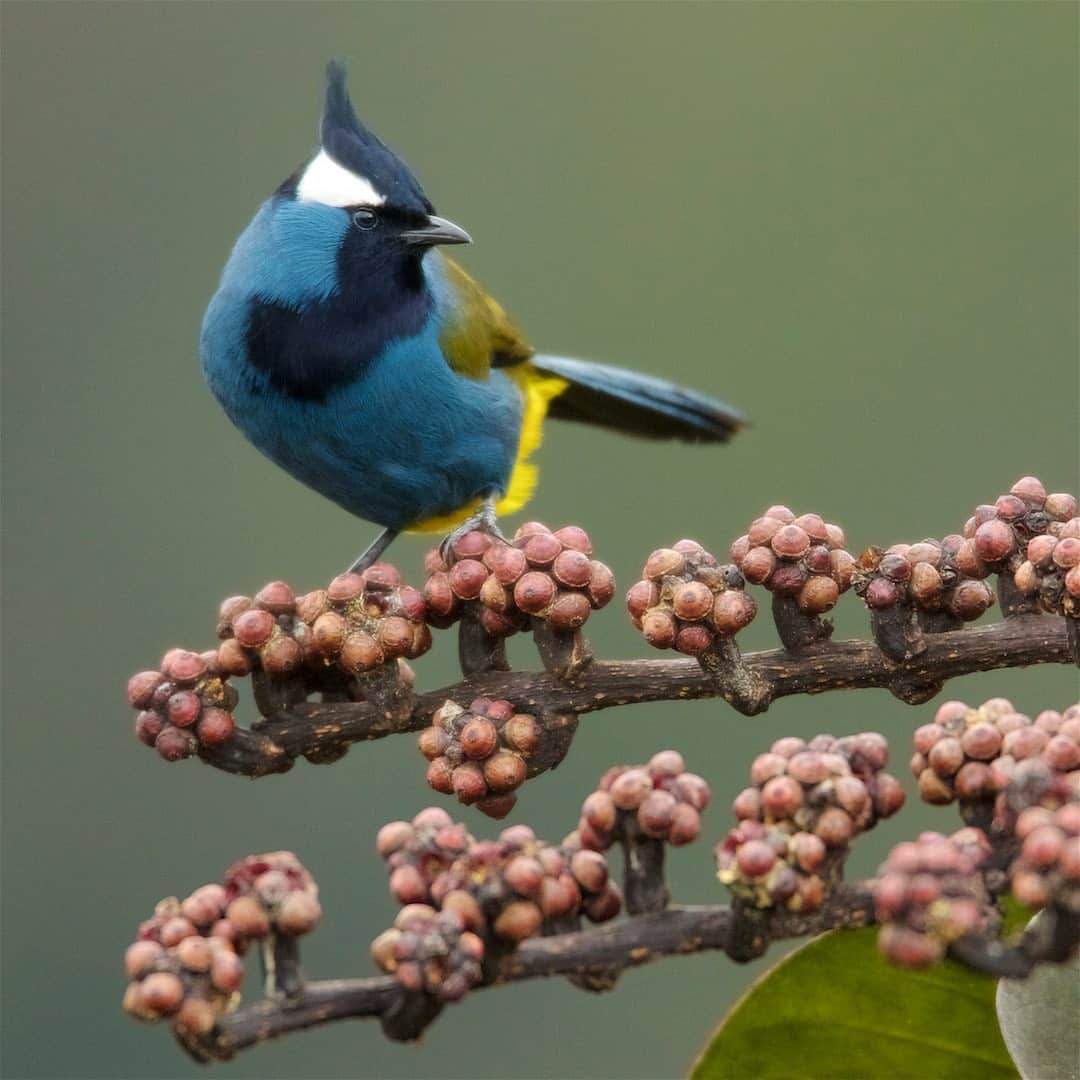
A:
[440,499,507,563]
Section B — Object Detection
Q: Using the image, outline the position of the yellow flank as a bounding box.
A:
[407,364,568,533]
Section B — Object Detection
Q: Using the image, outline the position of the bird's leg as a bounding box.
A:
[347,528,400,574]
[440,496,507,562]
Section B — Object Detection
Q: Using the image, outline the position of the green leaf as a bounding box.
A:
[690,928,1018,1080]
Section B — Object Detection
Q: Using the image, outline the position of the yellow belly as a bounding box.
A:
[408,365,568,533]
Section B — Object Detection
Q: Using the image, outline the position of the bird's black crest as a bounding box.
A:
[320,60,433,214]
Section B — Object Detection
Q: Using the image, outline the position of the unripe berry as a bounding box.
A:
[648,749,686,777]
[750,752,788,786]
[732,787,762,820]
[668,803,701,845]
[582,883,623,923]
[124,940,164,978]
[139,972,185,1015]
[483,751,527,794]
[814,807,854,846]
[736,840,776,877]
[176,935,212,972]
[740,547,776,584]
[232,610,275,649]
[493,900,543,942]
[460,717,499,760]
[502,714,540,756]
[786,751,830,785]
[451,763,487,804]
[627,580,660,620]
[155,727,196,762]
[918,768,955,805]
[638,790,677,838]
[798,575,839,614]
[644,548,686,580]
[552,548,592,588]
[570,849,609,893]
[928,737,964,777]
[161,649,207,685]
[513,571,556,614]
[582,790,617,834]
[210,949,243,993]
[225,896,270,939]
[127,671,163,709]
[376,821,415,858]
[712,590,757,635]
[503,855,545,898]
[642,609,677,649]
[547,591,592,630]
[761,775,803,819]
[771,525,810,559]
[426,757,454,794]
[610,768,652,810]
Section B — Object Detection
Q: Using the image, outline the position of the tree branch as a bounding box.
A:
[198,884,874,1061]
[949,908,1079,979]
[201,615,1070,778]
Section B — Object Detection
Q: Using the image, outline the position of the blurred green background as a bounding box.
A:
[2,3,1077,1078]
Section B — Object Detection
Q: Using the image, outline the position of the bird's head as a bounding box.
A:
[277,61,470,266]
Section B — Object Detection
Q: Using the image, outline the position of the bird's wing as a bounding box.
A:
[437,255,533,380]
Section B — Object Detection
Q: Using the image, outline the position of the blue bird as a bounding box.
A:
[201,62,746,571]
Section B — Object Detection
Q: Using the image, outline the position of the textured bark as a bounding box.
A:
[200,615,1071,778]
[195,885,874,1061]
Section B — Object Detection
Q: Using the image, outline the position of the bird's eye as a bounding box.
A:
[351,207,378,230]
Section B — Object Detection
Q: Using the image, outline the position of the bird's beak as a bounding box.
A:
[401,214,472,247]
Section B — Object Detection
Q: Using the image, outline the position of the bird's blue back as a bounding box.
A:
[200,197,523,531]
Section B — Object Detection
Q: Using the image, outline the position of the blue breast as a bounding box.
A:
[200,202,523,530]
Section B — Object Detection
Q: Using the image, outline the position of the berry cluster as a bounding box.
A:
[217,571,430,681]
[852,538,995,624]
[627,541,756,656]
[123,852,321,1035]
[221,851,323,938]
[732,733,905,843]
[1013,519,1080,620]
[716,820,831,912]
[215,582,311,680]
[378,808,474,906]
[295,568,431,674]
[993,741,1080,845]
[719,733,904,911]
[378,811,621,947]
[436,824,621,936]
[128,650,239,761]
[370,904,485,1002]
[730,508,855,617]
[423,524,614,638]
[123,909,243,1037]
[957,477,1076,579]
[571,751,710,850]
[420,698,543,818]
[911,699,1080,808]
[1010,802,1080,913]
[874,828,991,968]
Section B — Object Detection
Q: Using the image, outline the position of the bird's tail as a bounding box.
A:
[530,354,745,443]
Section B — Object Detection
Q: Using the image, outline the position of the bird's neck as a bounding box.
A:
[335,244,431,329]
[241,242,436,402]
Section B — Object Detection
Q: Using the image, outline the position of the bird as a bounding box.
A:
[201,62,746,572]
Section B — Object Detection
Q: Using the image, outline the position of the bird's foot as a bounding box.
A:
[440,498,507,563]
[347,528,400,575]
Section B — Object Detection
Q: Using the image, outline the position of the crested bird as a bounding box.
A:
[201,63,745,572]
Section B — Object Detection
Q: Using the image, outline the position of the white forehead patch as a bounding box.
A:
[296,150,386,208]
